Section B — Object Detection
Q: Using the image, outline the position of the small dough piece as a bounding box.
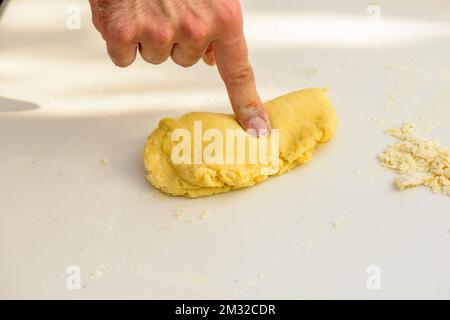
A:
[144,88,338,198]
[379,123,450,196]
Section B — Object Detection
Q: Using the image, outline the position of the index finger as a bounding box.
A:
[213,31,271,135]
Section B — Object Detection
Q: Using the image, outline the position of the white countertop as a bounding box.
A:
[0,0,449,299]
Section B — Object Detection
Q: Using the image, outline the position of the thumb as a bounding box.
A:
[213,33,271,136]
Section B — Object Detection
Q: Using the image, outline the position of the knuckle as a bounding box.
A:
[105,24,137,44]
[152,27,174,46]
[228,65,254,85]
[216,1,243,30]
[181,21,209,44]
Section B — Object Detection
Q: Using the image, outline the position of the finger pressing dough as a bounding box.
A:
[143,88,338,198]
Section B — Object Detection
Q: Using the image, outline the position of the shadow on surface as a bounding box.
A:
[0,0,8,20]
[0,96,39,112]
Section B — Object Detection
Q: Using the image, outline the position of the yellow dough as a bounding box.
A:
[144,88,338,198]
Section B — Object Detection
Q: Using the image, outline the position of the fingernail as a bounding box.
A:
[243,115,272,137]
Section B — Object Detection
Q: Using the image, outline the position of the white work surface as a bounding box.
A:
[1,0,449,299]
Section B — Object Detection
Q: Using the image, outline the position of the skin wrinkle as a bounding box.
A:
[93,0,134,27]
[142,0,175,20]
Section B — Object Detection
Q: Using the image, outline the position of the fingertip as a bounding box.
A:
[236,104,272,137]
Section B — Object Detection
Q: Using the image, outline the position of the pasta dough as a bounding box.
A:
[143,88,338,198]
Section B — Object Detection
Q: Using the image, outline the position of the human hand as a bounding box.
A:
[89,0,271,133]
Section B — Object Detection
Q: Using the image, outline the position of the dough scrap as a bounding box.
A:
[144,88,338,198]
[378,123,450,196]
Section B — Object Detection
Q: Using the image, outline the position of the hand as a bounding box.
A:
[89,0,271,133]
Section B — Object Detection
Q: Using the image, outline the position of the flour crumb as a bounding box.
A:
[378,124,450,196]
[175,207,185,220]
[370,116,388,128]
[153,224,171,230]
[199,210,209,220]
[90,270,103,278]
[332,221,341,230]
[100,157,108,165]
[141,192,155,199]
